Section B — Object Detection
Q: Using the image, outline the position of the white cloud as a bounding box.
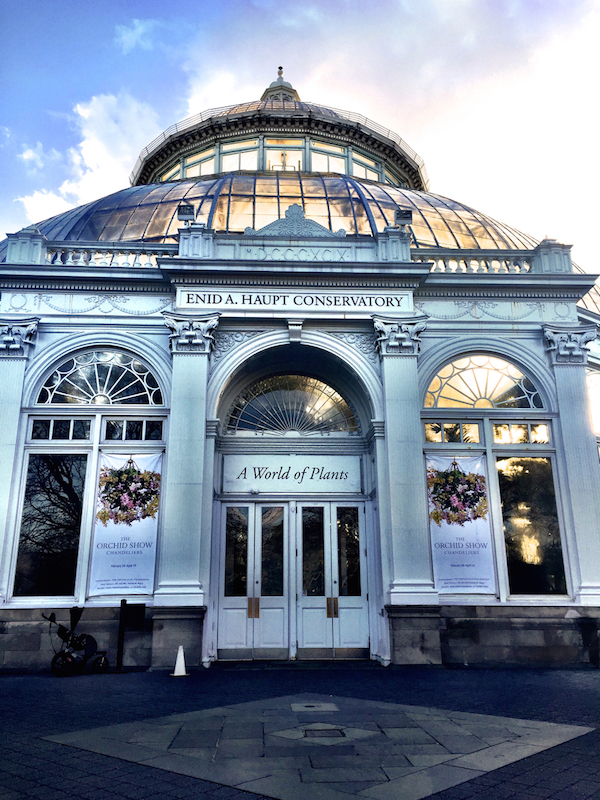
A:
[114,18,161,54]
[19,142,61,172]
[17,91,161,224]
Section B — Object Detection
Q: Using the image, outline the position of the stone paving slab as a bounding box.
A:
[44,691,593,800]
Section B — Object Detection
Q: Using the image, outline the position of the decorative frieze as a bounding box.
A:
[163,312,220,354]
[544,324,597,365]
[373,314,428,357]
[329,332,378,364]
[0,318,39,357]
[212,330,262,361]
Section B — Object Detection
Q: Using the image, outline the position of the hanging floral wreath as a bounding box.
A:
[427,461,487,527]
[97,458,161,526]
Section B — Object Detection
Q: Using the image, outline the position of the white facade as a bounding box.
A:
[1,76,600,669]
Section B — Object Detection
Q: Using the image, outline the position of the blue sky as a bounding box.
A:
[1,0,599,269]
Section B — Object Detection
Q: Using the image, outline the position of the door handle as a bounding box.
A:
[326,598,338,618]
[248,597,260,618]
[326,597,332,618]
[248,597,260,619]
[333,597,339,618]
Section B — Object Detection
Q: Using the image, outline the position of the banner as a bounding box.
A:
[88,453,162,596]
[427,455,496,594]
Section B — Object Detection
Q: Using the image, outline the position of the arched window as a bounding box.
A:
[425,356,542,409]
[37,350,163,405]
[226,375,359,434]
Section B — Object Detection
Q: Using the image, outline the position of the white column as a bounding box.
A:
[373,315,438,605]
[545,324,600,604]
[155,313,219,605]
[0,319,39,600]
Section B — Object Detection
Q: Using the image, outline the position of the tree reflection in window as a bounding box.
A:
[38,351,163,405]
[226,375,359,435]
[425,356,542,409]
[497,457,566,595]
[13,454,87,596]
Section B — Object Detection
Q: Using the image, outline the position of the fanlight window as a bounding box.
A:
[38,351,163,405]
[226,375,359,435]
[425,356,542,409]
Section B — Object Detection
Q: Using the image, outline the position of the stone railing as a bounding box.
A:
[412,249,532,274]
[45,242,178,269]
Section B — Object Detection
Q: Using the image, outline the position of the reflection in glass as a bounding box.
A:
[261,507,284,596]
[425,423,442,442]
[425,356,542,409]
[462,423,480,443]
[224,507,248,597]
[125,420,144,440]
[13,454,87,596]
[226,375,359,435]
[337,507,361,596]
[38,350,163,405]
[497,457,566,595]
[72,420,90,440]
[303,507,325,596]
[530,424,549,444]
[443,423,461,443]
[32,420,51,440]
[145,420,163,440]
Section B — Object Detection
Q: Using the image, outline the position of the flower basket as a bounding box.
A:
[97,458,161,526]
[427,460,487,527]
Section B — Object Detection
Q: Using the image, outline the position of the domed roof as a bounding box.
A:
[1,173,538,254]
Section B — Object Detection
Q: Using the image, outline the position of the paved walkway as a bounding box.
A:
[2,663,600,800]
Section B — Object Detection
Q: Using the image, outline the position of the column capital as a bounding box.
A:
[544,323,597,366]
[0,317,40,358]
[373,314,428,357]
[163,312,220,354]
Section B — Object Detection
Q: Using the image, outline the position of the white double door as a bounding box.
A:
[217,501,369,659]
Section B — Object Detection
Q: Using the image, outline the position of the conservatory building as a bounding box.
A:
[1,71,600,669]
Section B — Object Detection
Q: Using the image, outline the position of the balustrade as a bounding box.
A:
[45,243,178,269]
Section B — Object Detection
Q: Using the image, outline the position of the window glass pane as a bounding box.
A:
[354,153,378,168]
[200,158,215,175]
[32,420,51,440]
[266,138,303,145]
[13,454,87,596]
[106,420,124,440]
[125,420,143,440]
[493,424,511,444]
[329,155,346,174]
[511,424,529,444]
[52,420,71,440]
[353,162,367,179]
[221,139,258,151]
[443,423,461,443]
[337,507,361,596]
[530,424,549,444]
[424,423,442,443]
[222,153,240,171]
[312,141,345,153]
[145,420,163,440]
[366,168,380,181]
[185,164,201,178]
[497,457,566,595]
[224,507,248,597]
[311,152,328,172]
[266,149,303,171]
[462,423,480,443]
[240,150,258,170]
[72,420,90,440]
[261,507,284,596]
[303,507,325,596]
[160,165,181,182]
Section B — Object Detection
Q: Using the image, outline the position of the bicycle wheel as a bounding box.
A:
[51,651,74,677]
[91,655,109,674]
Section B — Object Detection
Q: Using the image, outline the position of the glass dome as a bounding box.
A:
[1,173,538,253]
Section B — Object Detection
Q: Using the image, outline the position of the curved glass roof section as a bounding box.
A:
[3,174,539,252]
[130,100,428,189]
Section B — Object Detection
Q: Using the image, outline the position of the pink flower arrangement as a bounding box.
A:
[427,462,487,527]
[97,460,161,526]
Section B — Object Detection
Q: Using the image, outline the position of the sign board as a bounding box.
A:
[223,455,361,494]
[88,453,162,596]
[176,287,411,317]
[427,455,497,594]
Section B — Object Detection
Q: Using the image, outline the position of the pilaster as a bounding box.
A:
[373,314,438,605]
[543,323,600,604]
[155,313,219,605]
[0,318,39,601]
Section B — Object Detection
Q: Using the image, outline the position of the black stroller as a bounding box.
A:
[42,607,109,677]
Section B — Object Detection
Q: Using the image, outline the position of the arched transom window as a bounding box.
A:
[425,356,542,409]
[38,350,163,405]
[226,375,359,434]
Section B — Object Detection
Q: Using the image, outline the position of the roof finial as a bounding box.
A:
[261,67,300,102]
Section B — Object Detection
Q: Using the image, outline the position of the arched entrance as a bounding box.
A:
[209,343,379,660]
